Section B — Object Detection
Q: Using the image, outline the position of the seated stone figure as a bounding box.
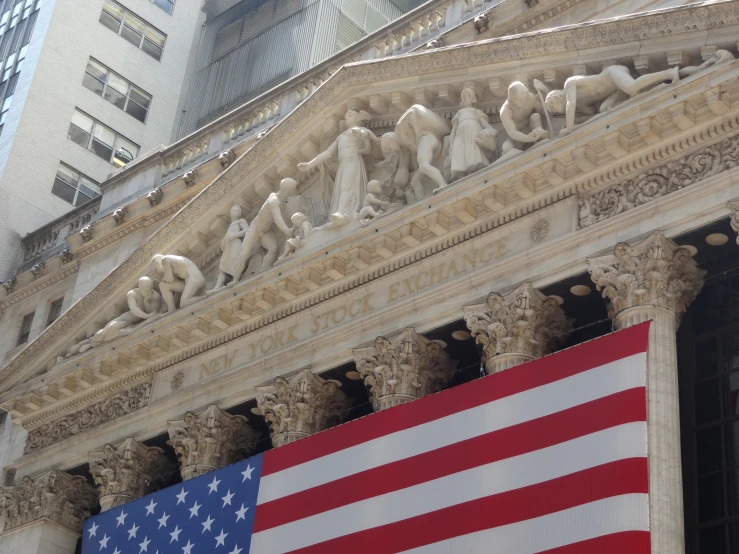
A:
[278,212,313,260]
[151,254,206,313]
[497,81,549,163]
[540,64,679,136]
[66,276,161,357]
[359,180,393,225]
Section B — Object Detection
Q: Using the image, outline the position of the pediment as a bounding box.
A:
[3,0,739,425]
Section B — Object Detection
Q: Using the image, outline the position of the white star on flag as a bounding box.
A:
[139,536,151,552]
[112,549,120,554]
[128,523,139,540]
[88,522,99,537]
[99,534,109,550]
[157,512,169,529]
[176,488,188,505]
[215,529,228,547]
[228,546,242,554]
[182,540,194,554]
[201,514,215,532]
[208,476,221,494]
[241,465,254,482]
[221,490,234,507]
[189,500,201,519]
[145,499,157,516]
[115,511,127,527]
[235,504,248,522]
[169,525,182,543]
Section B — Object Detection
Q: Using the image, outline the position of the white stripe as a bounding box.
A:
[257,352,646,504]
[249,422,647,553]
[402,494,649,554]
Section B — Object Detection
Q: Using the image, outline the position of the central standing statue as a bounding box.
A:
[297,109,378,227]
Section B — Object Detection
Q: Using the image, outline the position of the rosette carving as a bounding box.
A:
[463,283,571,373]
[89,438,173,511]
[587,231,705,320]
[167,405,259,481]
[353,328,457,411]
[256,368,350,447]
[0,468,97,534]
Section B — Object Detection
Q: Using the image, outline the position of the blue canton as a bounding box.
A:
[82,455,263,554]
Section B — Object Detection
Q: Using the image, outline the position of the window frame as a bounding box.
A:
[16,311,34,346]
[67,109,140,166]
[150,0,175,15]
[51,162,101,206]
[83,58,151,123]
[100,0,166,61]
[45,297,63,327]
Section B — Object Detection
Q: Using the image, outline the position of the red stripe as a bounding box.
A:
[536,532,651,553]
[285,458,648,554]
[253,387,646,532]
[262,323,650,475]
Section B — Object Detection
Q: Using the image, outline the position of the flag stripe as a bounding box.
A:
[253,387,646,532]
[260,324,650,476]
[280,459,648,554]
[250,424,646,552]
[536,532,651,553]
[257,352,646,504]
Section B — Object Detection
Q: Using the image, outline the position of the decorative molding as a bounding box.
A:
[147,187,164,207]
[58,248,74,264]
[0,468,97,534]
[89,438,172,511]
[580,136,739,229]
[0,263,81,312]
[463,282,571,372]
[112,208,127,226]
[24,381,152,454]
[170,371,184,391]
[183,169,199,187]
[353,328,456,411]
[79,224,92,242]
[530,219,549,241]
[256,368,350,447]
[167,405,259,481]
[587,231,705,320]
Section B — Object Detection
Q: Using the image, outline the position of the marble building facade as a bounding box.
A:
[2,0,739,552]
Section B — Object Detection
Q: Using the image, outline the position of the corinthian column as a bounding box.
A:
[256,368,350,447]
[89,438,173,511]
[588,231,705,554]
[167,405,260,481]
[353,328,457,411]
[0,468,97,537]
[463,282,571,374]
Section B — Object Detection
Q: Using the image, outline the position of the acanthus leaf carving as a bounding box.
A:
[353,328,457,411]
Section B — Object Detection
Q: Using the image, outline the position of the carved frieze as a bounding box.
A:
[353,328,457,411]
[587,231,705,320]
[463,282,571,372]
[167,405,259,481]
[24,382,152,454]
[256,368,350,447]
[0,468,97,534]
[580,136,739,229]
[89,438,173,511]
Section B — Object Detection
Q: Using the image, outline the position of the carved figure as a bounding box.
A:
[449,88,497,181]
[278,212,313,260]
[297,109,378,227]
[372,132,414,200]
[151,254,206,313]
[68,277,162,356]
[396,104,451,192]
[359,180,393,225]
[212,205,249,290]
[498,81,549,162]
[231,178,299,281]
[541,65,679,136]
[680,49,735,77]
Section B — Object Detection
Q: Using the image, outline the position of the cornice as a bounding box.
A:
[1,0,737,395]
[0,262,81,312]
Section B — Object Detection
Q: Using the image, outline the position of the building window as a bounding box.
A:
[100,0,167,61]
[83,59,151,123]
[17,312,33,345]
[67,109,139,167]
[0,410,6,426]
[46,298,63,327]
[51,163,101,206]
[151,0,174,15]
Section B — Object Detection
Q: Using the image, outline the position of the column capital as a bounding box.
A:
[167,405,259,481]
[0,468,97,535]
[256,368,350,447]
[89,438,173,512]
[353,328,457,411]
[463,282,571,372]
[587,231,705,321]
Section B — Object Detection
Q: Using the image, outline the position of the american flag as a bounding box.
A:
[83,322,650,554]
